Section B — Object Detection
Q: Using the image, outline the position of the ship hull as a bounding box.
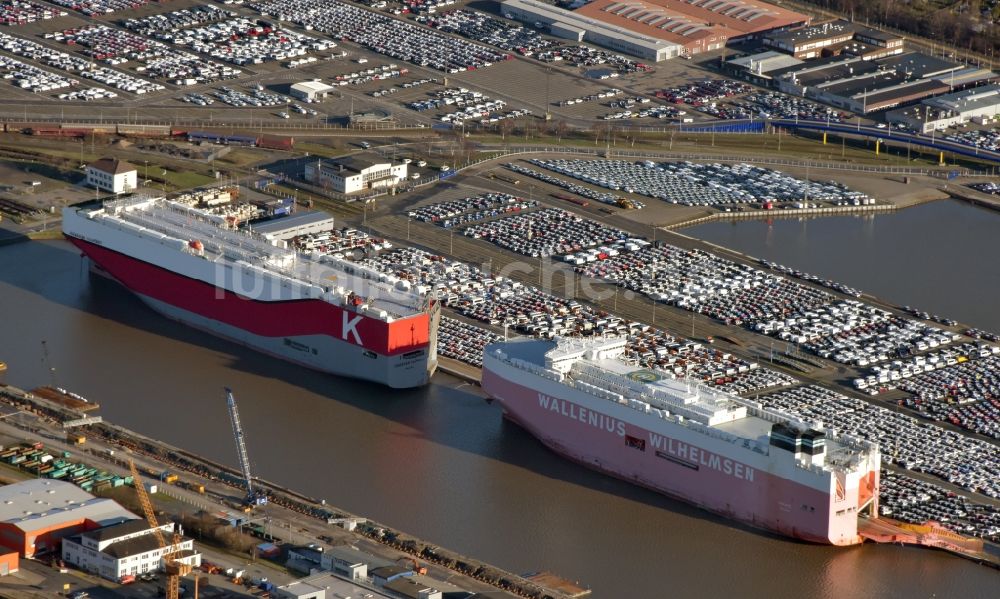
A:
[68,236,434,389]
[482,355,865,545]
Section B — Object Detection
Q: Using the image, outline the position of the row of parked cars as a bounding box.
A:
[738,92,846,122]
[167,17,334,66]
[508,162,629,208]
[214,85,288,107]
[529,159,872,207]
[879,471,1000,541]
[462,207,630,259]
[52,24,240,85]
[759,301,957,367]
[334,63,406,86]
[558,88,622,107]
[438,316,502,368]
[407,193,538,229]
[760,384,1000,500]
[291,227,391,257]
[420,9,558,57]
[657,79,751,106]
[122,4,232,37]
[896,350,1000,439]
[251,0,507,72]
[535,45,650,74]
[357,247,789,393]
[58,87,117,101]
[0,0,65,25]
[0,54,79,94]
[48,0,153,16]
[0,31,163,94]
[943,128,1000,151]
[758,260,862,298]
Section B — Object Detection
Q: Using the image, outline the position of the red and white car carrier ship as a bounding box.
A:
[483,336,881,545]
[63,196,439,388]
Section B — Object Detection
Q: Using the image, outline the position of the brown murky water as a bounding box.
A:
[0,233,996,598]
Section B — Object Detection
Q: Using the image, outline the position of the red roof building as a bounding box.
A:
[575,0,809,55]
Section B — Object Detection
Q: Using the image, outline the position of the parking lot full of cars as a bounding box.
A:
[0,31,163,94]
[528,159,872,208]
[758,384,1000,500]
[249,0,507,72]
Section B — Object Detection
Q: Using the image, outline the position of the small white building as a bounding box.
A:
[320,545,372,580]
[86,158,138,195]
[62,520,201,582]
[290,81,336,103]
[305,154,407,194]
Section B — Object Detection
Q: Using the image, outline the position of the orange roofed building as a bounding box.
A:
[575,0,809,56]
[0,479,138,558]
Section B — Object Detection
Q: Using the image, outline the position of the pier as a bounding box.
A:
[858,517,1000,569]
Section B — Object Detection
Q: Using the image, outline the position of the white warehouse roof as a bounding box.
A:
[291,81,336,95]
[0,479,136,533]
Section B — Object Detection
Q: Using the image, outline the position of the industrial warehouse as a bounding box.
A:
[763,19,905,60]
[574,0,809,55]
[500,0,682,61]
[501,0,807,59]
[0,479,136,558]
[886,84,1000,132]
[769,52,996,113]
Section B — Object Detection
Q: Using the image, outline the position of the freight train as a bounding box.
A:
[3,122,293,149]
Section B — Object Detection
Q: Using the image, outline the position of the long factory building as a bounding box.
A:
[575,0,809,56]
[501,0,682,61]
[502,0,809,60]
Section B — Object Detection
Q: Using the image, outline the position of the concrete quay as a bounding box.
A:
[0,382,589,599]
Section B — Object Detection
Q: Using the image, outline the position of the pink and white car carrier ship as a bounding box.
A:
[482,336,881,545]
[63,197,439,388]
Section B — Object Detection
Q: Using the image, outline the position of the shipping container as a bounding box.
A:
[257,134,294,151]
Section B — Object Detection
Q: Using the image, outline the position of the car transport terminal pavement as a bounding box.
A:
[361,172,999,452]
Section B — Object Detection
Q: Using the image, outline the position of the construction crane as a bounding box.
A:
[128,459,192,599]
[225,387,267,508]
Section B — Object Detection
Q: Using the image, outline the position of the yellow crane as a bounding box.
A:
[128,459,193,599]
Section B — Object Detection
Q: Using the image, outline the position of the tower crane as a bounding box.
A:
[128,459,192,599]
[225,387,267,508]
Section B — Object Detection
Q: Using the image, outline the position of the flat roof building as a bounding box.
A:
[290,81,336,103]
[771,52,991,113]
[764,19,904,59]
[725,50,803,84]
[575,0,809,55]
[277,572,391,599]
[304,153,408,195]
[383,576,442,599]
[0,479,137,558]
[321,544,391,580]
[501,0,682,61]
[251,210,335,245]
[886,84,1000,132]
